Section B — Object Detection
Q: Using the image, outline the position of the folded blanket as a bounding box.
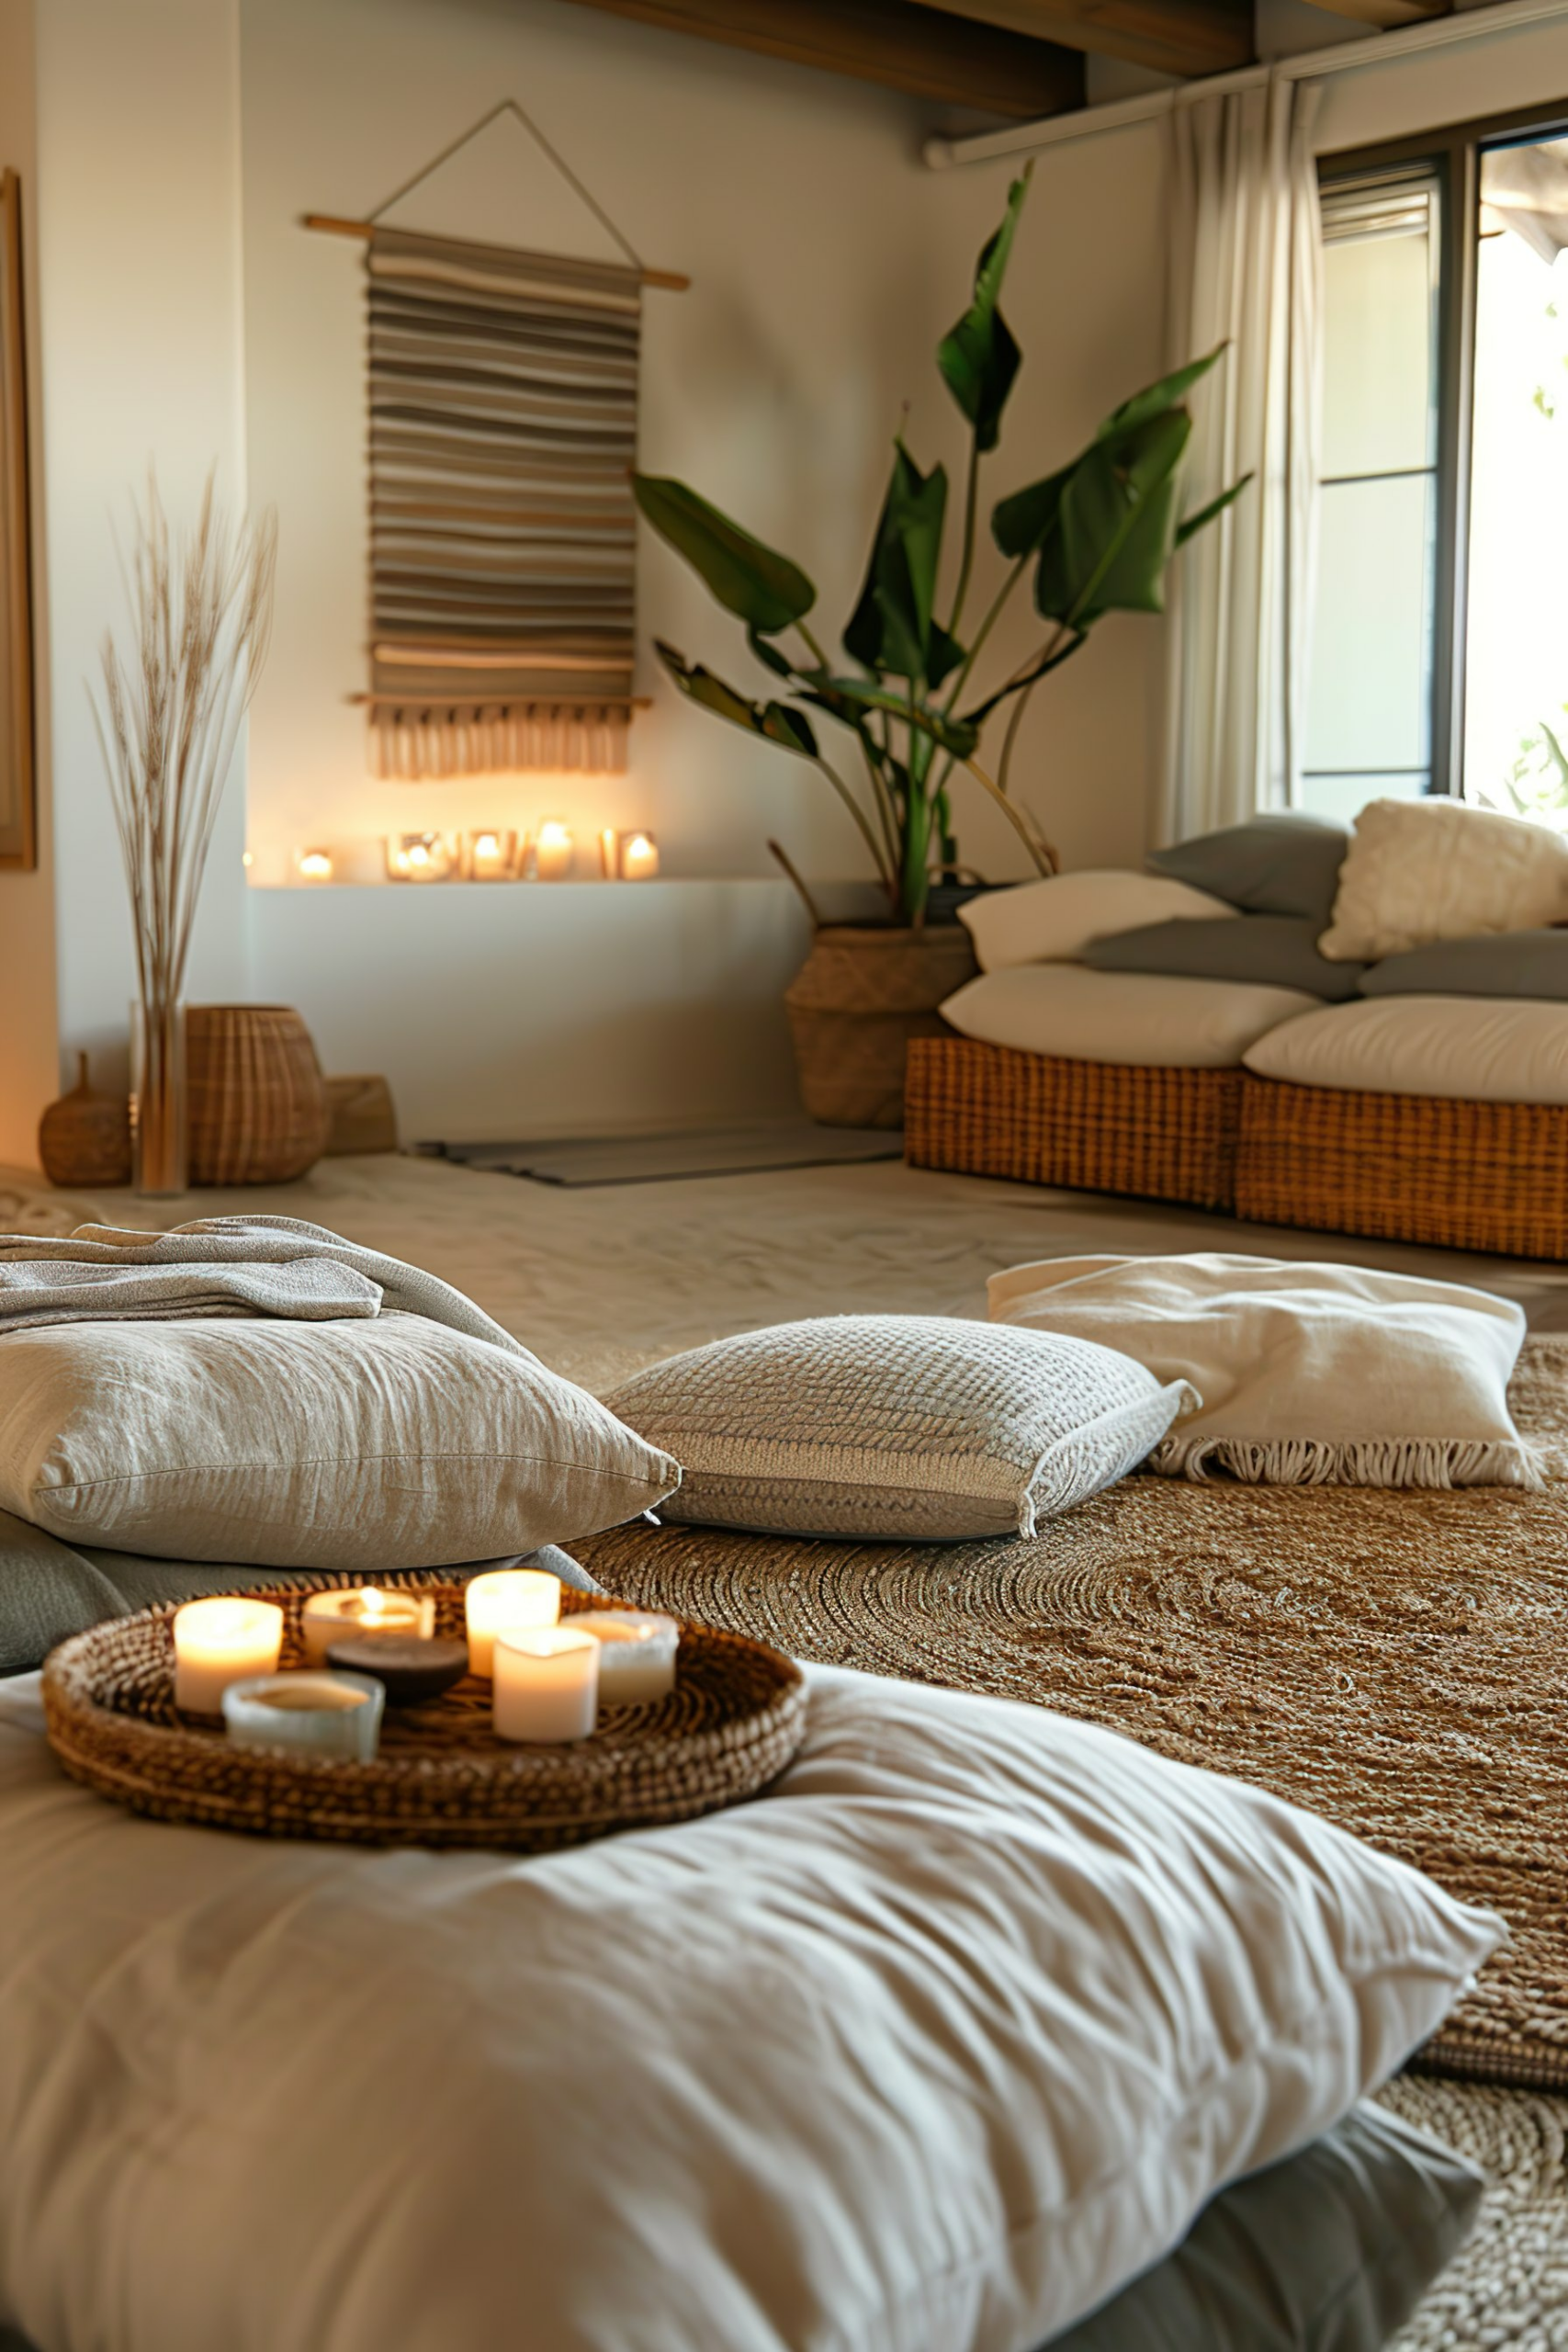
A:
[0,1216,534,1357]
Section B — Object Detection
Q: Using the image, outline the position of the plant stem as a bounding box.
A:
[962,752,1055,876]
[947,438,981,639]
[795,619,829,671]
[817,752,897,897]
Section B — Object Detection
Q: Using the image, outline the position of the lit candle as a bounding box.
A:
[579,1611,679,1704]
[535,820,575,881]
[301,1586,435,1667]
[222,1670,384,1761]
[493,1626,599,1743]
[462,828,518,882]
[598,827,620,879]
[464,1567,562,1679]
[386,831,450,882]
[295,847,334,883]
[173,1596,284,1713]
[620,831,660,881]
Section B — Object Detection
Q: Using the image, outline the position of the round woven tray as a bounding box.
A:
[41,1585,807,1852]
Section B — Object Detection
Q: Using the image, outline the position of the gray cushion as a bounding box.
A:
[1361,927,1568,1000]
[1149,813,1350,923]
[1083,914,1363,1001]
[1043,2101,1481,2350]
[0,1512,600,1676]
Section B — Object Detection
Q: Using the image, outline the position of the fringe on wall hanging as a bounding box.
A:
[307,101,689,779]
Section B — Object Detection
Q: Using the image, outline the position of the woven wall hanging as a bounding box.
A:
[306,101,687,779]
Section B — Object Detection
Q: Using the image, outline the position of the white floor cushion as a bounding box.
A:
[1244,994,1568,1104]
[1318,796,1568,962]
[942,965,1322,1068]
[958,870,1235,971]
[0,1666,1498,2352]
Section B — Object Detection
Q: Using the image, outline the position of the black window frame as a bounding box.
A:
[1317,97,1568,802]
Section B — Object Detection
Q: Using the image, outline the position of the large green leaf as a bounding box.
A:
[1175,471,1253,547]
[990,460,1071,560]
[1033,409,1191,627]
[937,166,1032,453]
[653,639,818,758]
[842,443,958,685]
[1095,344,1227,442]
[633,475,816,634]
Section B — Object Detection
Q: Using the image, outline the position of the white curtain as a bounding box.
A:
[1158,76,1324,844]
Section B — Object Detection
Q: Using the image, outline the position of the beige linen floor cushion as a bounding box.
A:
[0,1313,679,1568]
[1318,797,1568,962]
[989,1252,1534,1488]
[957,870,1236,971]
[1243,994,1568,1103]
[942,965,1322,1068]
[605,1314,1190,1539]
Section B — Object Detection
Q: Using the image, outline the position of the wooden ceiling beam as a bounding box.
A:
[904,0,1255,75]
[557,0,1088,121]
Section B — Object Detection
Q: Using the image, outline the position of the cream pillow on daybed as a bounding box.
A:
[1318,796,1568,961]
[942,965,1321,1067]
[1244,994,1568,1103]
[958,869,1235,971]
[0,1313,679,1567]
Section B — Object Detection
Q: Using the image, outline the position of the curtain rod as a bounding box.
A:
[925,0,1568,167]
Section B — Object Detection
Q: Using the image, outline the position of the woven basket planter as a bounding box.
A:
[784,925,977,1130]
[187,1004,331,1185]
[41,1582,807,1852]
[1235,1076,1568,1261]
[905,1036,1243,1211]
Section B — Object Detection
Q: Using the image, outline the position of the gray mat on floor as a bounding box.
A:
[419,1124,903,1187]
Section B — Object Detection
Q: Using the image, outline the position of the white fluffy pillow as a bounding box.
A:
[942,965,1321,1068]
[1244,994,1568,1103]
[0,1313,679,1566]
[990,1251,1534,1488]
[959,870,1235,971]
[1318,797,1568,962]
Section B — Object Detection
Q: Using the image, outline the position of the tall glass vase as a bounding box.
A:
[130,996,188,1197]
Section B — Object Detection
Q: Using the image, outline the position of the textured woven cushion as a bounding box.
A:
[1244,994,1568,1104]
[942,966,1321,1069]
[605,1316,1190,1539]
[0,1314,678,1569]
[957,871,1235,972]
[1085,914,1364,1000]
[1050,2103,1481,2352]
[1319,797,1568,962]
[1361,926,1568,1000]
[1148,813,1350,923]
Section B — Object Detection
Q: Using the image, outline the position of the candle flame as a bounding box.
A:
[298,849,333,880]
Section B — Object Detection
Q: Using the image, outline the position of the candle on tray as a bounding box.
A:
[386,831,450,882]
[464,1568,562,1678]
[173,1596,284,1713]
[493,1626,599,1744]
[223,1670,384,1761]
[295,847,334,883]
[326,1633,469,1706]
[619,831,660,881]
[535,820,574,881]
[579,1611,679,1704]
[301,1586,435,1667]
[462,828,518,881]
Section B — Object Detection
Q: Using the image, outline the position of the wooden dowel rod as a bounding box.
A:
[300,213,690,291]
[347,692,655,709]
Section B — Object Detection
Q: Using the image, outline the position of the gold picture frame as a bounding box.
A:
[0,168,35,870]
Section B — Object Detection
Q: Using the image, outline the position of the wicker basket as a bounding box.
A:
[41,1583,807,1852]
[905,1036,1243,1210]
[1235,1076,1568,1261]
[785,926,977,1129]
[186,1005,330,1185]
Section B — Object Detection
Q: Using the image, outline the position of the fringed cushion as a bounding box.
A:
[988,1251,1538,1490]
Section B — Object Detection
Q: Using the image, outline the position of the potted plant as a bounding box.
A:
[633,167,1247,1126]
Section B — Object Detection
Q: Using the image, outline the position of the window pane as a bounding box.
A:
[1305,473,1435,775]
[1462,136,1568,831]
[1321,194,1438,479]
[1297,772,1429,825]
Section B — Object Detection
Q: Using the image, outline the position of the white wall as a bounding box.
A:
[33,0,251,1095]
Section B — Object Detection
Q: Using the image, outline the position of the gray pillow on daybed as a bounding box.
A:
[0,1510,600,1676]
[1043,2101,1480,2351]
[1148,812,1350,924]
[1361,925,1568,999]
[1083,914,1364,1001]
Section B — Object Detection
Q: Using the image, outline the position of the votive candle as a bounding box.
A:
[301,1586,435,1667]
[464,1568,562,1678]
[493,1626,599,1743]
[620,831,660,881]
[579,1611,679,1704]
[174,1597,284,1713]
[462,828,518,882]
[223,1670,384,1762]
[535,820,574,881]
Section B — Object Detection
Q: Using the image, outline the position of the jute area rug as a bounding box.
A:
[580,1337,1568,2098]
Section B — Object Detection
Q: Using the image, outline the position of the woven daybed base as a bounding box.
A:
[904,1036,1242,1209]
[905,1036,1568,1261]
